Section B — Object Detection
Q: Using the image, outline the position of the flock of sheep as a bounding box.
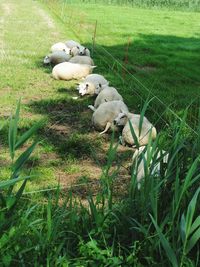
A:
[44,40,168,187]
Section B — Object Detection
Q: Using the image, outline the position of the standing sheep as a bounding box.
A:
[69,55,94,66]
[52,62,96,80]
[50,42,71,54]
[92,100,129,135]
[88,86,123,110]
[43,51,72,65]
[78,74,109,96]
[113,112,157,147]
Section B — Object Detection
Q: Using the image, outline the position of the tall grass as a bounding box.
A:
[0,102,200,266]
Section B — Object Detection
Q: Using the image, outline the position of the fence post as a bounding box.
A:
[92,20,98,57]
[122,37,131,79]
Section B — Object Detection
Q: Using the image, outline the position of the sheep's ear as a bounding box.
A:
[102,84,107,89]
[91,66,97,69]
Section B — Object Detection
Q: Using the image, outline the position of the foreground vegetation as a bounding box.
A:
[1,100,200,266]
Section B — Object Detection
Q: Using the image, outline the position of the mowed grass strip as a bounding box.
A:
[1,0,125,193]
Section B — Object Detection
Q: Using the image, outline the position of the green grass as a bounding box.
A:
[45,0,200,126]
[0,0,108,192]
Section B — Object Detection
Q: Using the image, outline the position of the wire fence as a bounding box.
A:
[44,0,200,131]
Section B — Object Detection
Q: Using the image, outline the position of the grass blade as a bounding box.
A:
[190,216,200,235]
[186,227,200,254]
[128,119,140,148]
[12,141,38,179]
[185,188,200,237]
[150,214,178,267]
[15,119,45,150]
[0,176,31,189]
[139,97,154,136]
[8,99,21,160]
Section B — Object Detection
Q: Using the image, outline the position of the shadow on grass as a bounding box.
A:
[85,33,200,93]
[34,57,53,74]
[28,96,105,160]
[83,33,200,128]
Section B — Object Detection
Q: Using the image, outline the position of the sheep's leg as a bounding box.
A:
[99,122,111,135]
[88,105,96,111]
[119,136,126,146]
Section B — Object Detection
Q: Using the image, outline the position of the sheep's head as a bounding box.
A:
[78,82,96,96]
[113,110,129,126]
[43,55,50,64]
[79,46,86,55]
[71,46,80,56]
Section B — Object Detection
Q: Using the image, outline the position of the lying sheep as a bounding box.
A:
[132,146,169,189]
[113,112,157,147]
[78,74,109,96]
[69,55,94,66]
[71,46,90,57]
[50,42,71,54]
[65,40,81,49]
[92,100,129,135]
[52,62,96,80]
[43,51,72,65]
[88,86,123,110]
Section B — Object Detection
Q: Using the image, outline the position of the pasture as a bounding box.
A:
[0,0,200,266]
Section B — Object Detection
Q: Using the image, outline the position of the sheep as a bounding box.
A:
[43,51,72,65]
[113,112,157,147]
[78,74,109,96]
[52,62,96,80]
[69,55,94,66]
[88,86,123,110]
[132,145,169,189]
[50,42,71,54]
[92,100,129,135]
[65,40,81,49]
[71,46,90,57]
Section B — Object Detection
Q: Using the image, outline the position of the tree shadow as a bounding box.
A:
[83,33,200,128]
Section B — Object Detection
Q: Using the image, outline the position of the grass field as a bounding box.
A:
[0,0,200,266]
[45,1,200,124]
[0,0,200,192]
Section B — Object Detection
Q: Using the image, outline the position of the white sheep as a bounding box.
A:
[132,145,169,189]
[65,40,81,49]
[92,100,129,135]
[71,46,90,57]
[113,112,157,147]
[69,55,94,66]
[88,86,123,110]
[78,74,109,96]
[52,62,96,80]
[50,42,71,54]
[43,51,72,65]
